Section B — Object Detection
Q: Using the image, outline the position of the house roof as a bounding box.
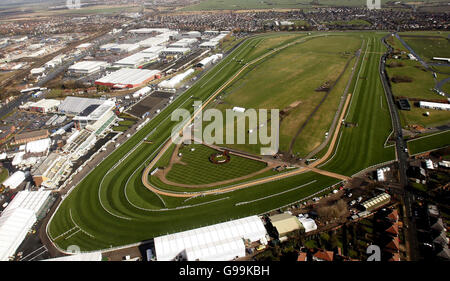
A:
[297,252,307,261]
[386,236,400,251]
[387,209,399,222]
[313,250,334,261]
[386,222,399,235]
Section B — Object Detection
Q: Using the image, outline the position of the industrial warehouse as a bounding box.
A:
[95,68,161,89]
[68,61,110,76]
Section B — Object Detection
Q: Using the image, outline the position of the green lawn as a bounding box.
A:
[47,32,395,252]
[399,33,450,62]
[165,144,267,185]
[214,34,361,156]
[49,33,343,251]
[407,130,450,155]
[0,168,9,184]
[319,34,395,176]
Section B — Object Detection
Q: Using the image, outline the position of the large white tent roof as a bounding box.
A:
[4,189,51,215]
[0,208,36,261]
[25,138,51,154]
[154,215,266,261]
[2,171,25,189]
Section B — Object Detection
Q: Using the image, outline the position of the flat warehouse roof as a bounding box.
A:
[69,61,109,71]
[96,68,161,85]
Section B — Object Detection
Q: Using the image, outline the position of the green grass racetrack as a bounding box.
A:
[48,32,399,252]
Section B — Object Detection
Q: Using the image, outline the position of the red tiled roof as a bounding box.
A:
[313,250,334,261]
[386,236,400,251]
[386,222,399,235]
[389,252,401,261]
[388,209,399,222]
[297,252,307,261]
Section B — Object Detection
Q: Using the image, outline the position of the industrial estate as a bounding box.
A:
[0,0,448,264]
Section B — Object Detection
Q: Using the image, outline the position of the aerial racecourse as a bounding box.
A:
[48,32,396,252]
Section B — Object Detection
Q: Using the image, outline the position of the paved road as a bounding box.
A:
[380,35,420,261]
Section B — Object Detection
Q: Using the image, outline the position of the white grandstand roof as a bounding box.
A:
[96,68,160,86]
[154,215,267,261]
[73,100,115,121]
[0,208,36,261]
[2,171,25,189]
[58,97,104,115]
[3,189,51,216]
[25,138,51,154]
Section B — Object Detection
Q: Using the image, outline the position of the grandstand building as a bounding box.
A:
[31,152,72,188]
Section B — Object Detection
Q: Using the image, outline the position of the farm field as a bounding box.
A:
[407,130,450,155]
[47,32,397,252]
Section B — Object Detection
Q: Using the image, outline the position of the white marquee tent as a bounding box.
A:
[0,208,36,261]
[154,215,267,261]
[2,171,25,189]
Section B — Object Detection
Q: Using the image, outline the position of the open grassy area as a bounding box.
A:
[49,33,342,251]
[399,32,450,61]
[182,0,427,10]
[165,144,267,185]
[0,168,9,184]
[385,32,450,129]
[407,130,450,155]
[386,59,436,99]
[213,34,361,156]
[47,32,395,251]
[319,34,395,176]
